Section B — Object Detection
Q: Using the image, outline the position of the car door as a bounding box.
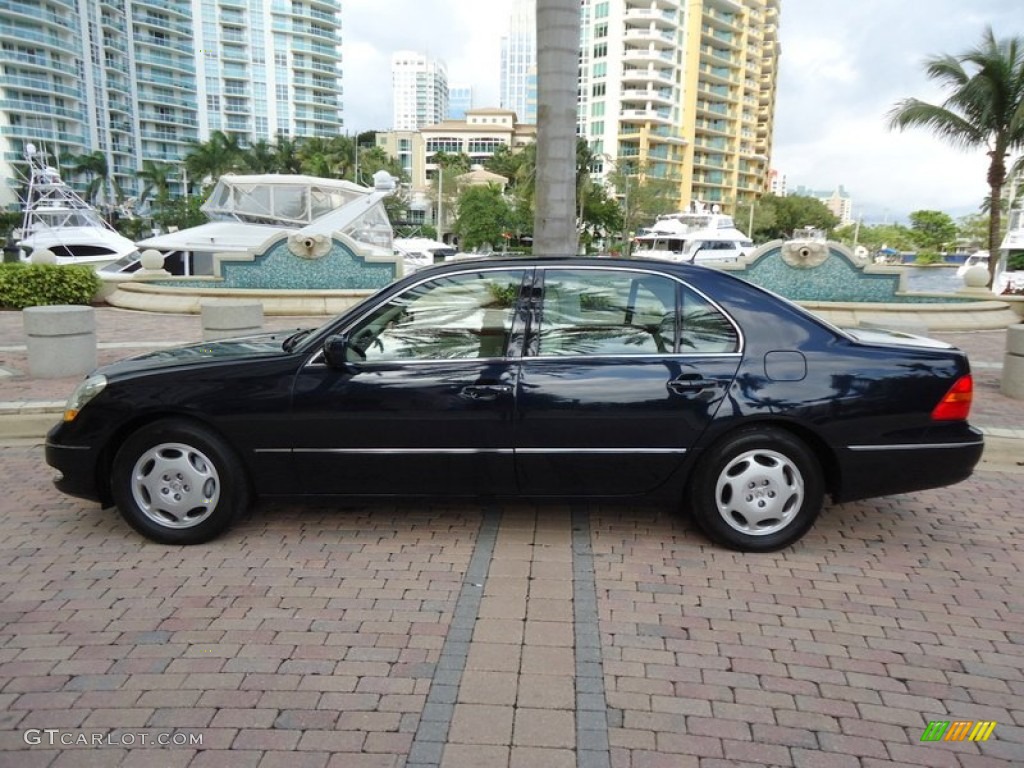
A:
[514,266,742,496]
[288,267,531,497]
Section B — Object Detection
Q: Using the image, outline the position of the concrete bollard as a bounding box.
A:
[1001,324,1024,399]
[200,299,264,340]
[23,305,97,378]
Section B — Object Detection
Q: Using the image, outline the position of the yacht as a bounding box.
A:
[102,171,397,277]
[995,208,1024,293]
[13,143,140,269]
[955,210,1024,293]
[393,237,457,274]
[632,205,754,265]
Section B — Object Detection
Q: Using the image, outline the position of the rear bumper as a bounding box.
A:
[834,427,984,503]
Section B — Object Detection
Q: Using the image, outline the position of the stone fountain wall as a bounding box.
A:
[148,231,399,291]
[726,239,973,304]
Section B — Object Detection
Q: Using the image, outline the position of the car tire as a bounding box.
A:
[687,427,823,552]
[111,419,249,545]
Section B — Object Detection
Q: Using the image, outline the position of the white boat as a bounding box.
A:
[13,143,140,269]
[995,208,1024,293]
[632,205,754,265]
[104,171,397,276]
[955,211,1024,293]
[393,237,457,274]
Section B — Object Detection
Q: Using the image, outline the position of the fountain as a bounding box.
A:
[725,232,1020,332]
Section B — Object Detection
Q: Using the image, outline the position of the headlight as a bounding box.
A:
[63,374,107,422]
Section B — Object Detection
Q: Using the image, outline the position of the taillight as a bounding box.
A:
[931,374,973,421]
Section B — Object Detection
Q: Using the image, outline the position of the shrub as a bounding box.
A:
[914,250,943,265]
[0,263,101,309]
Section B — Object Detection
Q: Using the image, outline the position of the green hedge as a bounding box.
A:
[0,263,101,309]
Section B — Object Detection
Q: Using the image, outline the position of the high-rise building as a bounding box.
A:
[499,0,537,124]
[578,0,780,214]
[391,51,449,131]
[195,0,343,144]
[448,84,473,120]
[0,0,343,208]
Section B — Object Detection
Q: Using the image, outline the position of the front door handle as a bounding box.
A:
[460,384,513,401]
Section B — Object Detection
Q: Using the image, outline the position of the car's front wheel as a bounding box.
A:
[687,427,823,551]
[111,419,249,544]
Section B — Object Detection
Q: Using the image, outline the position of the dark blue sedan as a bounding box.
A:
[45,257,984,550]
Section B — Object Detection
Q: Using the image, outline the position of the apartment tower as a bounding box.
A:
[579,0,780,213]
[499,0,537,123]
[0,0,343,207]
[391,51,449,131]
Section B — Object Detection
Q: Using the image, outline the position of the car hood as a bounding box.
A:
[842,327,953,350]
[97,330,301,377]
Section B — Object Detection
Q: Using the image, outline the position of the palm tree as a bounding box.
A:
[272,134,303,174]
[135,160,175,208]
[64,151,112,206]
[243,139,279,173]
[184,130,245,187]
[533,0,580,255]
[297,135,354,179]
[888,27,1024,287]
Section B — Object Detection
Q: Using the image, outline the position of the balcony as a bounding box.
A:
[702,7,741,33]
[0,22,69,51]
[622,48,675,68]
[699,45,735,66]
[623,26,676,49]
[621,87,673,106]
[695,118,731,135]
[138,112,198,127]
[0,51,78,76]
[142,0,191,19]
[0,1,76,31]
[623,6,678,27]
[619,109,672,129]
[3,74,81,99]
[134,14,191,36]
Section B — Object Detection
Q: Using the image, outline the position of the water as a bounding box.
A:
[902,266,962,294]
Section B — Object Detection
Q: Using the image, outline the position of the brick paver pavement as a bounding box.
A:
[0,307,1022,766]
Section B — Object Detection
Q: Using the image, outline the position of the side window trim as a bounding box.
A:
[526,266,743,359]
[305,266,535,367]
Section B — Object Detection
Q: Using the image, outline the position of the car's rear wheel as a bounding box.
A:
[687,427,823,551]
[111,419,249,544]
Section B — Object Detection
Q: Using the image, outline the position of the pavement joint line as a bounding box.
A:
[573,505,611,768]
[0,341,190,352]
[406,503,501,768]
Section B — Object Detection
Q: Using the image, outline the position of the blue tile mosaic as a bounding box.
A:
[152,236,397,290]
[738,244,973,304]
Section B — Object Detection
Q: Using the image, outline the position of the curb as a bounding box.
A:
[2,406,1021,473]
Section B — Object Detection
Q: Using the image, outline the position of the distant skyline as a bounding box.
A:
[342,0,1022,224]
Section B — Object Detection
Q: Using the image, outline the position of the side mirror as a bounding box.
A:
[322,334,350,368]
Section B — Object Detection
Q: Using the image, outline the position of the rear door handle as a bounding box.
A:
[460,384,513,401]
[668,376,717,394]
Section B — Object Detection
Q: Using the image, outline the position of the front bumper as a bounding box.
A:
[45,427,104,503]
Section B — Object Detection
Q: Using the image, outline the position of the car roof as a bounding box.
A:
[406,255,707,278]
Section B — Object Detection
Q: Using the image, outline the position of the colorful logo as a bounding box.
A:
[921,721,997,742]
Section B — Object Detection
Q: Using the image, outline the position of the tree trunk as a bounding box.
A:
[533,0,580,255]
[987,149,1006,288]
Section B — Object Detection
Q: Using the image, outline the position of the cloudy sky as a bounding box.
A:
[342,0,1021,224]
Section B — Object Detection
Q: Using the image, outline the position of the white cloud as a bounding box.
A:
[774,0,1020,223]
